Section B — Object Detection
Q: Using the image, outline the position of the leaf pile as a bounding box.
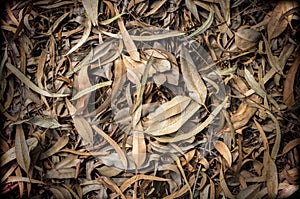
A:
[0,0,300,198]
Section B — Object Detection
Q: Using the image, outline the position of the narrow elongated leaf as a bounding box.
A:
[6,62,68,97]
[145,100,200,136]
[132,123,146,168]
[92,125,128,169]
[219,167,235,199]
[46,168,76,179]
[180,46,207,106]
[100,30,185,41]
[65,17,91,56]
[40,135,69,160]
[185,0,200,21]
[244,67,279,109]
[171,154,193,198]
[0,138,38,167]
[120,174,170,192]
[100,13,126,25]
[262,35,283,75]
[265,153,278,198]
[29,117,61,129]
[65,48,93,78]
[144,0,167,17]
[50,186,72,199]
[187,8,214,38]
[73,117,94,145]
[132,55,153,127]
[214,141,232,167]
[117,13,140,61]
[282,138,300,155]
[267,2,289,40]
[15,125,30,174]
[71,81,112,101]
[82,0,98,26]
[155,96,228,143]
[144,95,191,126]
[267,111,281,160]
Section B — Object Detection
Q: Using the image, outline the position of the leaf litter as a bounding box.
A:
[0,0,300,198]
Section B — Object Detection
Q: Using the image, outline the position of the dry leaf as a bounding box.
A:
[73,117,94,145]
[40,135,69,160]
[235,28,261,50]
[145,100,200,136]
[265,152,279,198]
[6,62,68,98]
[283,56,300,106]
[15,125,30,174]
[0,138,38,168]
[180,46,207,106]
[155,96,228,142]
[82,0,98,26]
[267,1,290,40]
[214,140,232,167]
[132,123,146,168]
[29,117,61,129]
[92,125,128,169]
[185,0,200,21]
[282,138,300,155]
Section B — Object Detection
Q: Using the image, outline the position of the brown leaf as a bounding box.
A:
[15,125,31,174]
[65,17,92,56]
[265,153,279,198]
[214,140,232,167]
[144,95,191,126]
[145,100,200,136]
[0,138,38,167]
[282,138,300,155]
[155,96,228,142]
[185,0,200,21]
[117,12,140,61]
[50,186,72,199]
[283,56,300,106]
[73,116,94,145]
[267,1,290,40]
[235,28,261,51]
[180,46,207,106]
[219,167,235,199]
[82,0,98,26]
[132,123,146,168]
[40,135,69,160]
[92,125,128,169]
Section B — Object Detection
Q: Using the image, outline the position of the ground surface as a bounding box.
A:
[0,0,300,198]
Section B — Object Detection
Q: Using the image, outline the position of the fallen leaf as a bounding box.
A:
[29,117,61,129]
[92,125,128,169]
[15,125,31,174]
[73,116,94,145]
[235,28,261,50]
[214,140,232,167]
[71,81,112,101]
[283,56,300,106]
[132,123,146,168]
[282,138,300,155]
[82,0,98,26]
[267,1,289,40]
[6,62,69,98]
[180,46,207,106]
[185,0,200,21]
[39,135,69,160]
[155,96,228,142]
[65,17,92,56]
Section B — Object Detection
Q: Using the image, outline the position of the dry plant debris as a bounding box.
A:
[0,0,300,198]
